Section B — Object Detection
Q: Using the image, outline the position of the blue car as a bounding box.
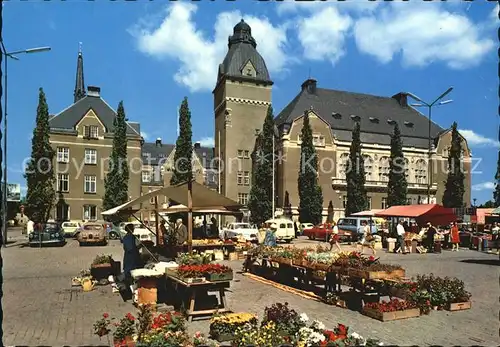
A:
[28,222,66,247]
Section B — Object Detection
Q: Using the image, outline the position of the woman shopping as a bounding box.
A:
[450,222,460,251]
[329,222,342,252]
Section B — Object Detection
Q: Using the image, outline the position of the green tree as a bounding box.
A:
[387,123,408,206]
[442,122,465,208]
[102,101,130,218]
[248,106,274,225]
[298,113,323,224]
[24,88,56,222]
[494,127,500,206]
[170,97,193,185]
[479,200,495,208]
[345,122,367,215]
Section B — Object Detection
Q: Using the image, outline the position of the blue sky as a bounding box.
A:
[4,0,498,204]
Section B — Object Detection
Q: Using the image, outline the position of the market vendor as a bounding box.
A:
[122,223,142,281]
[425,222,437,253]
[175,218,188,245]
[264,223,278,247]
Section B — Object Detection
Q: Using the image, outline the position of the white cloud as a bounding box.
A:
[277,0,380,16]
[472,181,495,192]
[353,3,495,69]
[197,137,215,148]
[131,3,289,92]
[296,7,352,64]
[140,131,149,140]
[459,129,500,148]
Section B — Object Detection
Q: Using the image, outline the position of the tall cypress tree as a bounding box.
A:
[387,123,407,206]
[170,97,193,185]
[298,113,323,224]
[345,122,367,215]
[248,106,274,225]
[494,126,500,206]
[442,122,465,207]
[103,101,129,218]
[25,88,56,223]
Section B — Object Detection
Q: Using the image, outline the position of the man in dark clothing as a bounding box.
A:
[210,217,218,239]
[175,218,188,245]
[425,222,437,253]
[122,223,142,281]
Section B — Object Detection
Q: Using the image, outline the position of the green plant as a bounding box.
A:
[136,305,153,341]
[176,252,212,266]
[93,313,111,337]
[113,313,136,341]
[92,254,113,266]
[261,302,305,336]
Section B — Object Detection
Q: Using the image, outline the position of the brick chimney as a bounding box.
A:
[194,142,201,149]
[301,79,317,94]
[87,86,101,97]
[155,138,162,147]
[392,92,408,107]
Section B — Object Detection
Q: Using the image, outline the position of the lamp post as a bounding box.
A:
[407,87,453,204]
[271,125,279,219]
[0,44,51,246]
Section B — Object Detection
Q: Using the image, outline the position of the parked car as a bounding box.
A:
[61,221,82,237]
[28,222,66,247]
[77,222,108,246]
[107,223,121,240]
[303,223,352,242]
[120,222,155,245]
[300,223,314,235]
[336,217,378,243]
[264,218,295,243]
[221,222,259,242]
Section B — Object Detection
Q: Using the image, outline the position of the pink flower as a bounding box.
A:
[103,313,109,319]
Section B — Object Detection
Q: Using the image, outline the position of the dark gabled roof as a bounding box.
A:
[49,94,140,136]
[275,81,444,148]
[195,146,216,170]
[141,142,175,166]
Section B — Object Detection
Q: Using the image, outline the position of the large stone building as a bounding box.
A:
[214,20,472,222]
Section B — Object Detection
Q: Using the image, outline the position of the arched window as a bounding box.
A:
[363,155,373,181]
[338,153,349,179]
[415,159,427,184]
[379,156,390,182]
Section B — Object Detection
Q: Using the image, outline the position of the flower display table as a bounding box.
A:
[166,274,231,322]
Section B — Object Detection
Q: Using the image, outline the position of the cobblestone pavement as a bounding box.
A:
[2,232,499,346]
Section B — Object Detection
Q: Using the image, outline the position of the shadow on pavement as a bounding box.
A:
[460,258,500,266]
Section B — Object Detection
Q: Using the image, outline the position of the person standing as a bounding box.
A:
[175,218,188,245]
[264,223,278,247]
[361,220,376,256]
[210,217,218,239]
[329,221,342,252]
[122,223,142,281]
[425,222,437,253]
[491,222,500,254]
[450,222,460,251]
[395,221,406,254]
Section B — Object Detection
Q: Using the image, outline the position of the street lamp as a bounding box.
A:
[272,125,279,219]
[0,43,51,246]
[407,87,453,204]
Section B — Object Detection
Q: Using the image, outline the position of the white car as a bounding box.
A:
[61,221,82,237]
[121,222,156,245]
[222,222,259,242]
[300,223,314,234]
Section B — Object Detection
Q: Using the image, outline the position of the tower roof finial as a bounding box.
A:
[74,44,86,103]
[79,42,83,54]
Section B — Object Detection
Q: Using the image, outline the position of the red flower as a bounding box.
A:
[125,313,135,321]
[103,313,109,319]
[369,256,375,261]
[336,323,347,337]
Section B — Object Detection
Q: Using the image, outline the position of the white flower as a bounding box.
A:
[378,343,384,346]
[311,320,325,331]
[351,332,361,339]
[309,331,326,343]
[299,313,309,322]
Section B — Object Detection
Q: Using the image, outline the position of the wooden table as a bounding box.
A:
[166,274,231,322]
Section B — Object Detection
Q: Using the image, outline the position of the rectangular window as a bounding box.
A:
[57,174,69,192]
[83,205,97,221]
[238,193,249,205]
[84,175,97,193]
[84,125,99,139]
[244,150,250,158]
[237,150,243,158]
[367,196,372,210]
[313,135,325,146]
[237,171,243,185]
[381,197,387,209]
[57,147,69,163]
[244,171,250,186]
[84,148,97,164]
[407,197,412,205]
[343,196,347,209]
[142,171,151,183]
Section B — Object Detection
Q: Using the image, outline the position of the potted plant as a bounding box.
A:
[175,265,206,283]
[113,313,136,346]
[363,299,420,321]
[90,254,115,280]
[93,313,111,341]
[203,264,233,282]
[209,312,257,341]
[261,302,306,337]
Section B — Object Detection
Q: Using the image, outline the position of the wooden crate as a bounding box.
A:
[137,287,157,305]
[349,268,405,280]
[363,308,420,322]
[206,272,233,282]
[446,301,471,311]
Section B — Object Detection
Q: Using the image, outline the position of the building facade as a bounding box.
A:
[212,21,471,222]
[49,49,143,221]
[213,20,273,208]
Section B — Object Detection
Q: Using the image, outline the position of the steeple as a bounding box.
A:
[228,19,257,48]
[73,42,86,103]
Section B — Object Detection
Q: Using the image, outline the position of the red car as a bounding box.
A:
[303,224,351,242]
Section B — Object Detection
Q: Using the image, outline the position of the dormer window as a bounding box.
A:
[332,112,341,119]
[404,121,414,127]
[369,117,379,123]
[350,115,361,122]
[84,125,99,139]
[387,119,395,125]
[313,135,325,147]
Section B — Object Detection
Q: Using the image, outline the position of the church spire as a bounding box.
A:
[73,42,86,103]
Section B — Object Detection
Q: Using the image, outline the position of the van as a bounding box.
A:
[264,218,295,243]
[336,217,378,243]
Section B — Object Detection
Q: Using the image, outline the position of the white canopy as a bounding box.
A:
[350,209,384,217]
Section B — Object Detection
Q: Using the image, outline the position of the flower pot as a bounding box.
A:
[114,336,135,347]
[432,306,438,310]
[91,262,114,280]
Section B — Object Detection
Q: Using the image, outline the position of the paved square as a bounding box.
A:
[2,233,498,346]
